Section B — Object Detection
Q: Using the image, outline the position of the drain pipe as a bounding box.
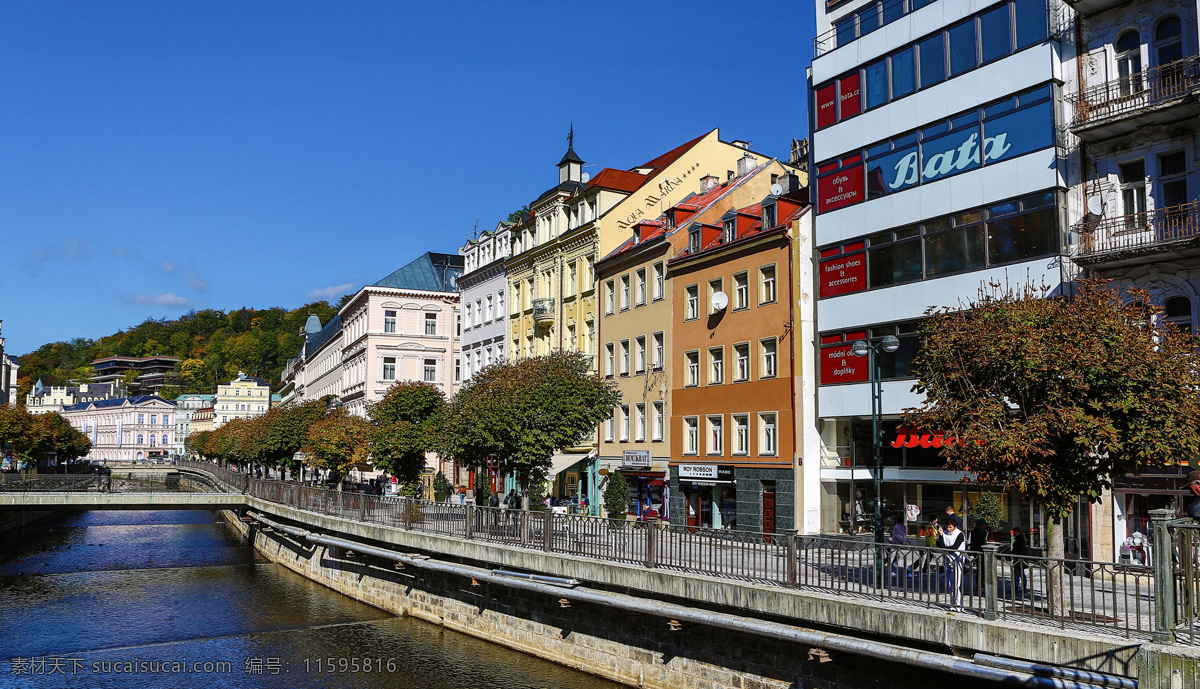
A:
[974,654,1136,689]
[302,533,1118,688]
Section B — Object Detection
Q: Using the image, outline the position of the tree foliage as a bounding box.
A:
[303,408,370,480]
[438,351,621,491]
[0,408,91,465]
[602,471,631,519]
[253,399,330,470]
[367,382,444,484]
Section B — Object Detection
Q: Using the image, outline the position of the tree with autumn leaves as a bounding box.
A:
[907,280,1200,571]
[0,406,91,470]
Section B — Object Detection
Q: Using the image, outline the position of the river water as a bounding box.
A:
[0,510,619,689]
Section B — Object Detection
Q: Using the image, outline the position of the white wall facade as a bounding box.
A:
[459,225,511,383]
[61,397,177,463]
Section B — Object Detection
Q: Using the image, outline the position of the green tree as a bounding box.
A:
[438,351,621,493]
[32,412,92,470]
[368,382,444,484]
[304,408,370,488]
[968,492,1004,532]
[602,471,631,519]
[0,406,47,465]
[433,470,451,499]
[256,399,330,475]
[907,279,1200,610]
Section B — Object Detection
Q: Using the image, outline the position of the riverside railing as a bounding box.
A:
[177,461,1160,640]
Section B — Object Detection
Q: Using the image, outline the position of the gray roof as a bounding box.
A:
[62,395,176,412]
[371,252,464,293]
[304,314,323,334]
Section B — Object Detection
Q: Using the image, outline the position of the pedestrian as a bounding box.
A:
[968,520,988,595]
[1185,471,1200,519]
[888,517,910,581]
[459,488,466,506]
[1010,526,1030,597]
[579,493,589,515]
[938,516,967,611]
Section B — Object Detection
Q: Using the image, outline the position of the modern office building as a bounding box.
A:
[90,355,180,395]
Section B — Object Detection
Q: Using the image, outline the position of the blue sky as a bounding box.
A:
[1,1,814,356]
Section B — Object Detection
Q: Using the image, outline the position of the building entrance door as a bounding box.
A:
[762,481,776,534]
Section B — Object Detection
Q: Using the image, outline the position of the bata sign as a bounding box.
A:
[885,131,1012,191]
[820,253,866,297]
[891,427,986,448]
[817,165,863,212]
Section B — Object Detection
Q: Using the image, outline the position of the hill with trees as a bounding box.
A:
[15,297,348,400]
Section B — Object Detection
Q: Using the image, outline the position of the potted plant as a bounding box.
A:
[433,470,451,502]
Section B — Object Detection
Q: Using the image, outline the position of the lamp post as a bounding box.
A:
[852,335,900,584]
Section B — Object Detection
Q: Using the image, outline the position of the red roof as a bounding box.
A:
[639,131,709,171]
[587,168,647,193]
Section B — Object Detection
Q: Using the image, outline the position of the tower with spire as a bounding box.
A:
[557,124,584,184]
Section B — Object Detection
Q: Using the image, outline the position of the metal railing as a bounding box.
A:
[532,298,555,322]
[176,460,1163,640]
[1068,55,1200,129]
[0,473,229,494]
[1075,200,1200,260]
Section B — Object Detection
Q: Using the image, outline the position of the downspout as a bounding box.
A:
[300,532,1120,689]
[787,221,799,533]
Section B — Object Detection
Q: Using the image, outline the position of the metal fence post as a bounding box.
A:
[402,497,413,530]
[464,504,474,541]
[646,518,659,568]
[520,510,530,547]
[982,544,999,621]
[786,530,799,587]
[1152,507,1177,644]
[544,511,554,552]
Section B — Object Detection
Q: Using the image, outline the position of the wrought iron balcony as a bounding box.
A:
[532,298,555,326]
[1074,200,1200,265]
[1060,0,1133,16]
[1067,56,1200,141]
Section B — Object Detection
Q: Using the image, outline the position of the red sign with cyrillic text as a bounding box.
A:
[820,253,867,297]
[839,73,861,119]
[821,344,868,384]
[816,83,838,130]
[817,165,863,212]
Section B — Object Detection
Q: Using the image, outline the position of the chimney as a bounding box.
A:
[700,175,718,193]
[736,153,757,177]
[731,140,752,150]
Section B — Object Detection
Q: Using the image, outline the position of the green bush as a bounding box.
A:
[970,491,1005,531]
[433,470,451,498]
[602,472,631,520]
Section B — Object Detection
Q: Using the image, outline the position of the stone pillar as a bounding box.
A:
[982,544,999,621]
[1152,508,1177,644]
[785,529,799,587]
[646,518,659,568]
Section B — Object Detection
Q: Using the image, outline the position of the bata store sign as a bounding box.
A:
[820,344,868,384]
[817,166,863,212]
[820,253,866,297]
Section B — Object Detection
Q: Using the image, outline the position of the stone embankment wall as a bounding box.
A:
[220,509,961,689]
[0,510,57,534]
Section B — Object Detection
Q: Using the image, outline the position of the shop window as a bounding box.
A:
[734,415,750,455]
[925,212,985,277]
[684,417,699,455]
[986,205,1056,267]
[868,226,922,286]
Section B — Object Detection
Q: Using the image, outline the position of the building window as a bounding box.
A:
[605,280,616,314]
[1160,151,1188,208]
[567,263,577,297]
[735,343,750,381]
[485,295,493,322]
[723,218,735,244]
[1116,30,1143,97]
[382,357,396,381]
[708,278,723,314]
[1120,160,1147,218]
[568,324,577,352]
[423,359,437,382]
[137,434,144,445]
[384,310,397,333]
[709,347,724,384]
[760,413,777,456]
[685,351,700,387]
[138,414,144,424]
[761,339,777,378]
[620,405,630,441]
[688,228,701,254]
[606,413,615,442]
[455,359,461,383]
[424,313,437,335]
[1156,17,1183,68]
[652,332,664,370]
[150,415,157,425]
[734,272,749,309]
[605,343,615,378]
[620,275,630,310]
[631,268,645,306]
[685,285,699,320]
[707,416,723,455]
[652,262,665,301]
[619,340,630,376]
[635,336,646,373]
[684,417,699,455]
[763,203,777,229]
[734,414,749,455]
[497,291,505,315]
[760,266,777,304]
[652,401,665,441]
[635,403,646,441]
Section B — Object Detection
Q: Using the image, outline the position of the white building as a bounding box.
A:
[61,395,177,463]
[213,373,271,429]
[26,380,123,415]
[0,320,18,406]
[173,393,214,457]
[458,222,511,382]
[809,0,1082,548]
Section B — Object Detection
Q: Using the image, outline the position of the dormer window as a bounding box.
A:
[763,204,777,229]
[723,219,736,243]
[633,226,642,243]
[688,228,701,253]
[665,211,675,230]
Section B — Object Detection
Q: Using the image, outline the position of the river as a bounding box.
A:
[0,510,620,688]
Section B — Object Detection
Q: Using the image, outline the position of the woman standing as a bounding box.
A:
[938,518,967,611]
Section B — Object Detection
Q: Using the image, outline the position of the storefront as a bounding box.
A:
[616,450,667,517]
[676,463,736,529]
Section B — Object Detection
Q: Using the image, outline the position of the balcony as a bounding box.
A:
[1074,201,1200,267]
[1060,0,1133,16]
[532,298,555,327]
[1067,56,1200,141]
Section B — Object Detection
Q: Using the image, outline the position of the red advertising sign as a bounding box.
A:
[820,344,868,384]
[819,253,867,298]
[817,165,863,212]
[838,73,861,119]
[815,83,838,130]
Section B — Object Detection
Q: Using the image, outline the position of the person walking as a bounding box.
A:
[938,517,967,611]
[888,518,910,582]
[968,520,988,595]
[1010,526,1030,598]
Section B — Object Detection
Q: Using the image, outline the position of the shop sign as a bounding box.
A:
[622,450,651,468]
[678,464,733,481]
[817,166,863,212]
[820,344,868,384]
[838,73,861,119]
[819,253,866,297]
[891,426,985,448]
[815,83,838,130]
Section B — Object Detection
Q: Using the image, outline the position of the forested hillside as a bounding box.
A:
[15,298,346,400]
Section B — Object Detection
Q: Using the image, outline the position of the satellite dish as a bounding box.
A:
[770,183,783,196]
[581,172,591,183]
[1087,195,1103,216]
[711,291,729,312]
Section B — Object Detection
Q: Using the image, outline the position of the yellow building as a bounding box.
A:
[212,372,271,429]
[505,129,781,498]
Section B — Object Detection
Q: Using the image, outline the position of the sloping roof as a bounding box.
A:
[305,314,342,358]
[639,131,710,172]
[586,168,647,194]
[62,395,175,412]
[372,252,465,293]
[558,145,584,166]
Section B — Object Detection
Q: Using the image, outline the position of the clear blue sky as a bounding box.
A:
[1,1,814,356]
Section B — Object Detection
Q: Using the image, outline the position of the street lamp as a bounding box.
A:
[852,335,900,564]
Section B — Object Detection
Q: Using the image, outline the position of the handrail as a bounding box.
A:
[1067,55,1200,129]
[1075,200,1200,260]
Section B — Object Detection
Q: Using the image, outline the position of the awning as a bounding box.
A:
[549,452,592,477]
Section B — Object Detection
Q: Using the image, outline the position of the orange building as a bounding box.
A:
[667,193,809,533]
